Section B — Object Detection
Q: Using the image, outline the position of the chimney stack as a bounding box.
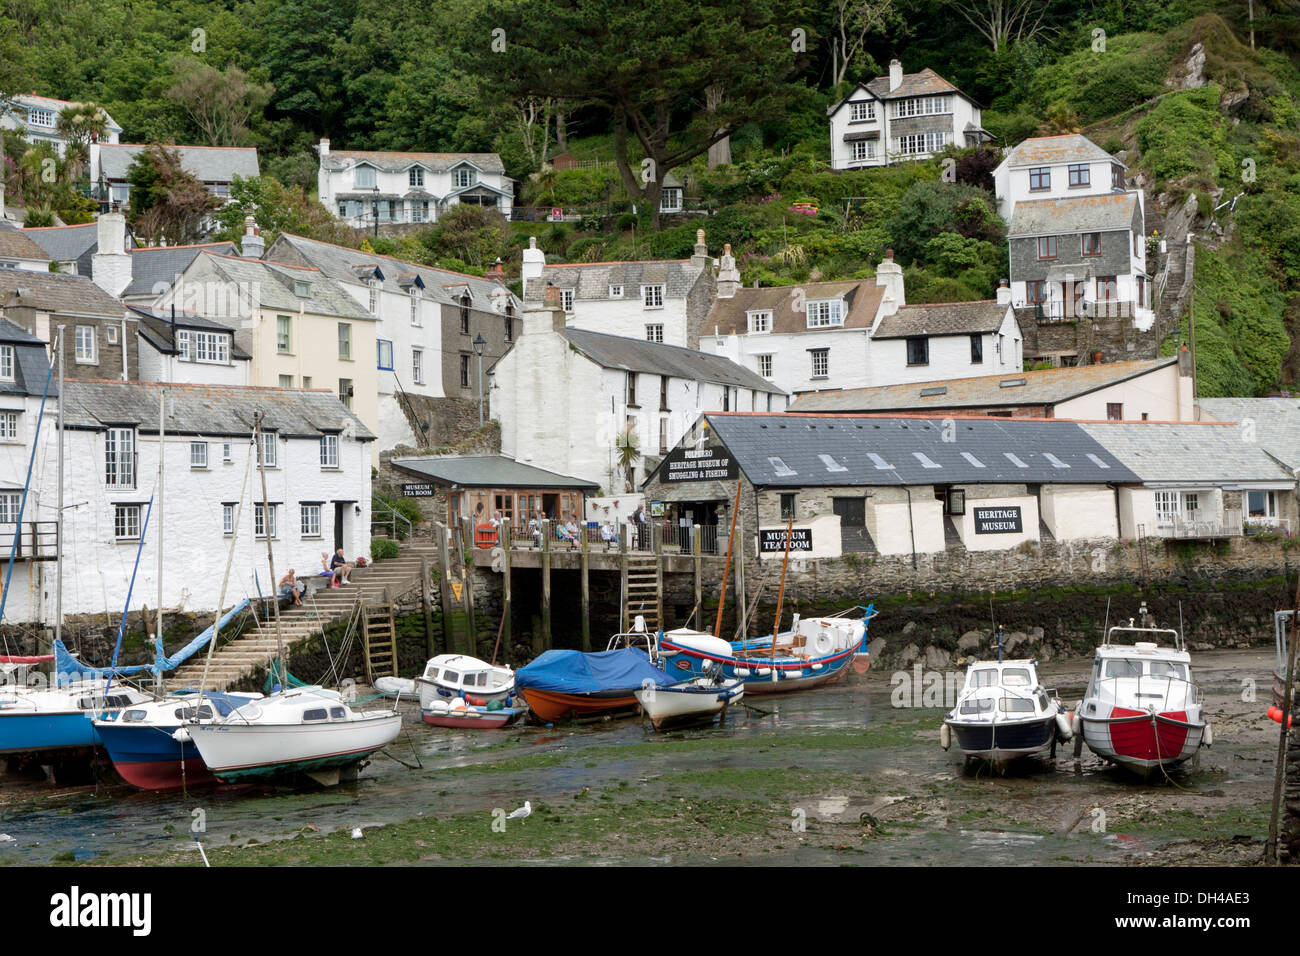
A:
[691,228,709,267]
[91,211,132,298]
[889,59,903,92]
[525,282,567,334]
[319,138,330,158]
[874,248,905,319]
[521,236,545,297]
[996,279,1011,306]
[485,257,505,284]
[241,215,265,259]
[716,242,741,299]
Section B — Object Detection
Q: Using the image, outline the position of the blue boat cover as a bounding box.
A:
[515,648,677,694]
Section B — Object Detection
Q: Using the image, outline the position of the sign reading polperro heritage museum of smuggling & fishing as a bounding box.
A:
[973,506,1023,534]
[662,444,739,482]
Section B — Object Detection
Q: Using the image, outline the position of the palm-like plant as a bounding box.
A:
[57,102,107,182]
[614,423,641,492]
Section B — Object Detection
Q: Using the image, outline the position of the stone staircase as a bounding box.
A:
[165,542,438,691]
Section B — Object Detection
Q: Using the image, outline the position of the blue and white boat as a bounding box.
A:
[0,680,151,758]
[657,605,878,695]
[941,658,1072,767]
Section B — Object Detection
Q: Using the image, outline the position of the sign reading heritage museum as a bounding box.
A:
[974,506,1023,534]
[402,483,435,498]
[662,444,738,483]
[759,527,813,553]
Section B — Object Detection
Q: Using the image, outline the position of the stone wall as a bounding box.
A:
[1019,307,1161,364]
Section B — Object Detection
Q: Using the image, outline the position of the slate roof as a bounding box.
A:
[184,253,374,319]
[872,301,1012,339]
[97,144,260,183]
[7,93,121,133]
[865,68,962,100]
[22,222,97,273]
[391,455,599,490]
[128,306,251,360]
[1079,421,1294,485]
[1189,398,1300,474]
[789,358,1178,413]
[0,269,124,316]
[322,149,507,176]
[1008,193,1138,238]
[1001,134,1118,169]
[0,222,53,262]
[123,242,237,298]
[706,280,883,336]
[680,413,1139,487]
[524,260,705,303]
[561,328,785,395]
[266,234,518,313]
[60,380,374,440]
[0,318,57,400]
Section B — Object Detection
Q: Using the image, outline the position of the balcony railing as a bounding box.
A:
[1154,508,1243,539]
[0,521,59,561]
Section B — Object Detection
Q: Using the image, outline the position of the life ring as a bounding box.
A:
[813,631,835,655]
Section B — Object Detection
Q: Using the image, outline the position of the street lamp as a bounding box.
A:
[473,332,487,425]
[372,185,380,238]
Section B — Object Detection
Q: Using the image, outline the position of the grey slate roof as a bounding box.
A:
[23,223,97,274]
[266,234,519,313]
[789,358,1178,414]
[0,269,125,316]
[0,318,57,399]
[322,149,506,175]
[692,413,1140,487]
[706,280,883,336]
[123,242,237,298]
[562,328,785,395]
[1008,193,1138,238]
[525,259,705,303]
[391,455,599,490]
[60,380,374,440]
[1199,398,1300,472]
[1078,421,1295,485]
[184,253,374,320]
[872,301,1011,339]
[97,144,259,183]
[128,306,251,360]
[7,94,121,133]
[1000,134,1118,169]
[0,222,53,262]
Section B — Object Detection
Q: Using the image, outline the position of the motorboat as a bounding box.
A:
[0,680,151,759]
[416,654,515,710]
[941,659,1071,767]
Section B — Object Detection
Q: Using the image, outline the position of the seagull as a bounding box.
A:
[506,801,532,826]
[351,827,364,839]
[0,834,13,843]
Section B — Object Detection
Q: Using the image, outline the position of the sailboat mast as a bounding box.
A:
[254,413,287,677]
[771,514,793,660]
[155,387,165,691]
[713,482,742,639]
[55,326,64,647]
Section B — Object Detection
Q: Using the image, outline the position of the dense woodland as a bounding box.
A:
[3,0,1300,394]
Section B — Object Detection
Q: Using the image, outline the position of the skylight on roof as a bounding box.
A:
[1086,453,1111,469]
[769,456,797,477]
[819,454,848,473]
[920,386,947,397]
[867,453,893,470]
[1004,452,1028,468]
[1043,452,1070,469]
[913,452,941,469]
[999,378,1027,388]
[960,452,985,468]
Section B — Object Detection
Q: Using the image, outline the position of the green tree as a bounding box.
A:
[56,101,109,181]
[165,56,273,146]
[126,144,219,245]
[886,180,1004,263]
[213,175,353,247]
[421,205,512,270]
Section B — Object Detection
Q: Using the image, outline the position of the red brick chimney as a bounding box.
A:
[485,257,505,284]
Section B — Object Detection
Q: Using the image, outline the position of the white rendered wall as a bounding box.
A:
[1039,485,1117,541]
[565,297,691,349]
[955,494,1039,551]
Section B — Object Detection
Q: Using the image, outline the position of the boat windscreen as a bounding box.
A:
[960,698,994,714]
[1002,668,1031,686]
[1148,661,1187,680]
[999,698,1034,713]
[1103,659,1144,679]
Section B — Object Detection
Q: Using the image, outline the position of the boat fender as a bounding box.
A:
[787,670,803,679]
[811,662,823,671]
[940,723,951,751]
[735,668,751,678]
[467,695,487,707]
[171,727,191,743]
[813,631,834,656]
[756,668,771,677]
[1202,722,1212,747]
[1055,712,1073,741]
[429,700,450,715]
[451,698,468,710]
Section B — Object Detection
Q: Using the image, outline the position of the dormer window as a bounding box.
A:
[454,167,476,189]
[747,311,772,333]
[0,345,14,383]
[27,107,55,128]
[460,294,472,331]
[294,279,311,297]
[1112,164,1125,189]
[409,167,424,188]
[368,278,380,315]
[609,285,623,298]
[354,165,376,189]
[410,287,421,326]
[849,101,874,122]
[806,299,843,328]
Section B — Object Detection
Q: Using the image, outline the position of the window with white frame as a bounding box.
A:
[409,167,424,188]
[806,299,844,328]
[747,311,772,333]
[222,503,234,535]
[276,315,291,353]
[367,279,380,315]
[757,354,773,378]
[279,375,293,388]
[0,345,13,382]
[257,431,277,468]
[410,288,421,325]
[645,324,663,343]
[193,331,229,364]
[338,322,352,360]
[1153,491,1180,524]
[0,492,19,523]
[642,284,664,309]
[27,107,55,127]
[320,433,339,468]
[294,279,311,297]
[75,325,97,363]
[850,101,875,121]
[106,326,119,345]
[0,411,17,441]
[560,289,574,313]
[254,503,278,539]
[301,503,322,537]
[190,441,208,469]
[454,167,476,189]
[114,504,141,540]
[891,95,952,118]
[1248,490,1278,520]
[222,442,232,462]
[412,348,424,385]
[105,428,134,487]
[852,140,876,161]
[608,285,623,298]
[377,339,393,370]
[894,131,949,155]
[810,349,829,377]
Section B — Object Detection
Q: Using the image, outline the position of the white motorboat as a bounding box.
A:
[1075,610,1209,777]
[634,664,744,731]
[183,685,402,786]
[941,659,1071,766]
[416,654,515,710]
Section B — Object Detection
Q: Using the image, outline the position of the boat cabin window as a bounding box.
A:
[106,695,134,708]
[960,699,994,714]
[173,705,215,720]
[1001,668,1031,686]
[443,670,460,683]
[971,670,1000,688]
[303,708,329,722]
[330,707,345,719]
[1103,659,1144,679]
[466,672,484,686]
[77,698,93,709]
[424,667,439,680]
[999,698,1034,713]
[1148,661,1187,679]
[1037,693,1049,711]
[123,709,148,722]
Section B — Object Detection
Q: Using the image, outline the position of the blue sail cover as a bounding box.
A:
[155,599,249,672]
[516,648,677,694]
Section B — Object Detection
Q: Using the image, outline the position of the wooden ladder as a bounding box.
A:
[361,602,398,684]
[624,556,662,632]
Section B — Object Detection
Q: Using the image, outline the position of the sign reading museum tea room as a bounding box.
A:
[662,444,739,483]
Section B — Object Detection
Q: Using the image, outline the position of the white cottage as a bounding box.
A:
[0,93,122,157]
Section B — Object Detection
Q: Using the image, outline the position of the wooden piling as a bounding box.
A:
[580,520,591,652]
[421,554,434,658]
[693,523,702,623]
[541,519,552,651]
[619,523,629,634]
[502,519,513,666]
[437,524,454,653]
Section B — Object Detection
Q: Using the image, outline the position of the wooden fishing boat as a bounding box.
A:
[634,667,744,730]
[415,654,515,710]
[422,697,525,729]
[515,646,675,722]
